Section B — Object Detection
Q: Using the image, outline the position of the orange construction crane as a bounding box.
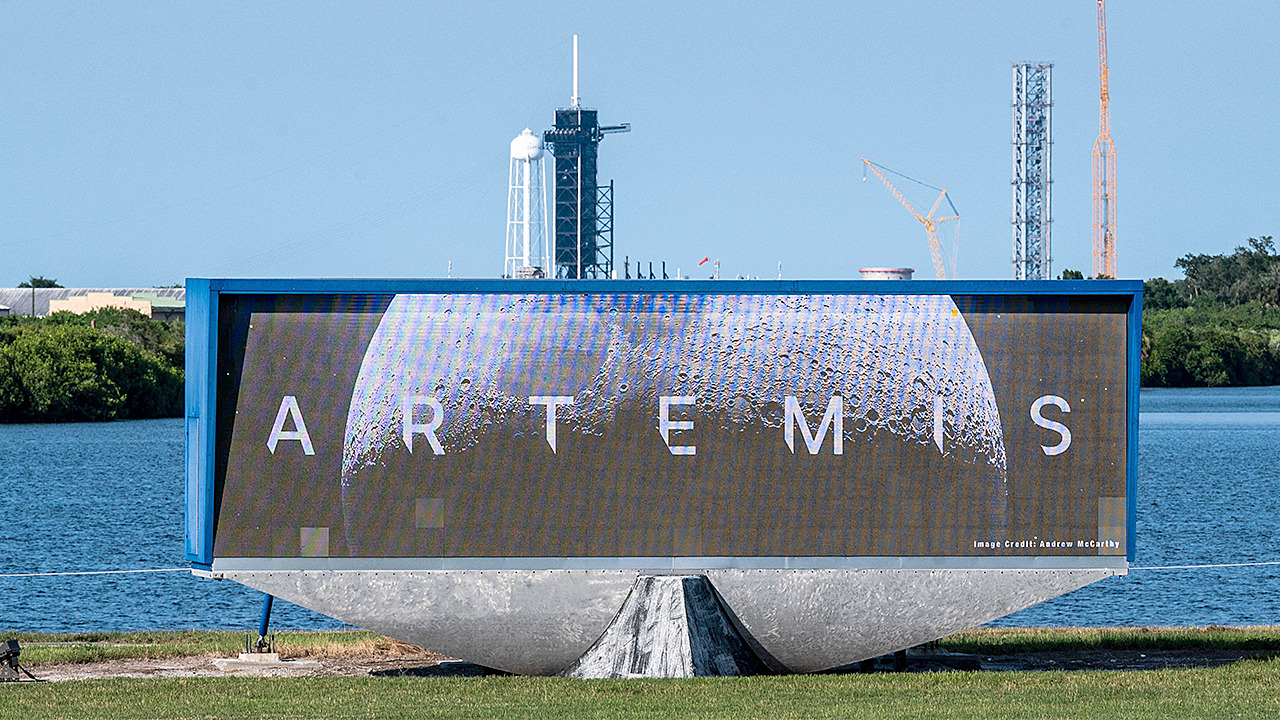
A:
[1092,0,1118,278]
[861,158,959,279]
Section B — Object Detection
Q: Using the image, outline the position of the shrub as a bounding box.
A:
[0,325,182,422]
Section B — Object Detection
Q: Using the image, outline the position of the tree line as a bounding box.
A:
[2,240,1276,424]
[0,308,184,422]
[1141,236,1280,387]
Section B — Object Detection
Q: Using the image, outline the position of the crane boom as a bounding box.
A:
[1092,0,1118,278]
[860,158,957,279]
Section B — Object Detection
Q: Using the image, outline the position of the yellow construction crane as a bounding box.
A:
[860,158,959,279]
[1092,0,1118,278]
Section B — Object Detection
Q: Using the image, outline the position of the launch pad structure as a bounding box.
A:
[541,35,629,279]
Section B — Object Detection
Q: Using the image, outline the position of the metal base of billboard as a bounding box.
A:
[209,566,1123,676]
[563,575,770,678]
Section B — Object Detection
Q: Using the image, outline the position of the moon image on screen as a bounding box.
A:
[338,293,1007,557]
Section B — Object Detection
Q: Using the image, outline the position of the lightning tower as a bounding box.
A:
[1092,0,1118,278]
[542,35,630,279]
[1011,62,1052,280]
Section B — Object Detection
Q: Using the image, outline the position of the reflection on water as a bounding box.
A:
[1140,385,1280,413]
[1140,412,1280,426]
[2,385,1279,630]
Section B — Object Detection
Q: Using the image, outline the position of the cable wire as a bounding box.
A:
[1129,561,1280,571]
[6,562,1280,577]
[0,568,189,578]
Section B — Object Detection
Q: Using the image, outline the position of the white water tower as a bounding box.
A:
[505,128,550,278]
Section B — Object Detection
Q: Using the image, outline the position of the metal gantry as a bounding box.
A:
[543,108,627,279]
[1012,62,1052,280]
[541,36,629,279]
[596,180,614,275]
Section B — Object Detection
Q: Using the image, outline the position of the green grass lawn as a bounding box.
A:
[5,627,1280,719]
[5,661,1280,720]
[942,624,1280,653]
[8,630,402,665]
[10,625,1280,666]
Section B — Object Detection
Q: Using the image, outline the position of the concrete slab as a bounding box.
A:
[210,657,322,673]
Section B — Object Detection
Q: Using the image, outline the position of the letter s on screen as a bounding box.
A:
[1030,395,1072,456]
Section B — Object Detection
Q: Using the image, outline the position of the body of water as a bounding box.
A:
[0,419,342,632]
[995,385,1280,626]
[2,386,1278,631]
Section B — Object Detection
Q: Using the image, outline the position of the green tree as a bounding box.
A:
[1185,327,1241,387]
[17,276,62,288]
[1143,325,1194,386]
[1140,235,1280,387]
[1175,236,1279,306]
[1058,268,1084,280]
[0,325,181,422]
[0,349,28,422]
[1143,278,1188,310]
[46,307,185,368]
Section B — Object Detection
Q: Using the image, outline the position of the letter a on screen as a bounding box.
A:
[267,395,315,455]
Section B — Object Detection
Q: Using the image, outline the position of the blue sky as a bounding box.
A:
[2,1,1277,285]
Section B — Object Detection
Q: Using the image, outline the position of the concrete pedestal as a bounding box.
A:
[564,575,768,678]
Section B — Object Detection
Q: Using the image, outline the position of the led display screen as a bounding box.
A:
[211,291,1132,560]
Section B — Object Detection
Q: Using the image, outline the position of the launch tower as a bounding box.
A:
[542,36,629,279]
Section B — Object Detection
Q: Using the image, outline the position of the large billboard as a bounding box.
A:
[188,281,1139,565]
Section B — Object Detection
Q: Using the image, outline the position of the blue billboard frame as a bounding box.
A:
[184,278,1142,569]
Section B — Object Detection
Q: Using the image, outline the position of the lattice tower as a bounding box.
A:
[1092,0,1118,278]
[1012,62,1052,280]
[542,36,629,279]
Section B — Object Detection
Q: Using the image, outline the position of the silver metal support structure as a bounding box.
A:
[1012,62,1052,280]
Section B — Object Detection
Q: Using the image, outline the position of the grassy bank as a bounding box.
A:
[9,630,405,665]
[5,662,1280,719]
[5,627,1279,718]
[941,624,1280,654]
[11,625,1280,666]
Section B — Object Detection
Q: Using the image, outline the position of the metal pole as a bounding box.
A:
[522,159,531,267]
[258,593,274,639]
[542,156,550,273]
